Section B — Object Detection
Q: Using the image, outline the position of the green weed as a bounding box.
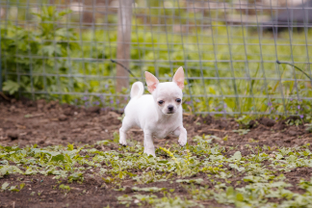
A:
[1,131,312,207]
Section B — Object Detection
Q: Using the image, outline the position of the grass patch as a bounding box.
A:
[1,135,312,207]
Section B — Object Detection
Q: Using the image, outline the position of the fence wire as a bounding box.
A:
[1,0,312,118]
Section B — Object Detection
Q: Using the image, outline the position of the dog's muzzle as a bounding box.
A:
[167,105,175,114]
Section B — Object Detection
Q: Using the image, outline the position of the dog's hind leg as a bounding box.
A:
[119,116,132,146]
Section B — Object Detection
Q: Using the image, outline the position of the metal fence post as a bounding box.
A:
[116,0,132,93]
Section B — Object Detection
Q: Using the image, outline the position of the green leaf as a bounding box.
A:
[25,167,38,175]
[9,186,20,192]
[68,172,84,182]
[232,151,242,161]
[59,184,71,192]
[176,178,204,185]
[132,187,166,192]
[51,154,65,162]
[236,192,244,202]
[58,9,72,17]
[3,80,20,95]
[20,183,25,190]
[226,186,234,197]
[0,165,23,177]
[1,182,10,190]
[67,143,74,151]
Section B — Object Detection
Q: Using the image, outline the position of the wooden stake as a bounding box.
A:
[116,0,132,93]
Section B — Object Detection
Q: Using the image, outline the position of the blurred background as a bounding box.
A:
[0,0,312,120]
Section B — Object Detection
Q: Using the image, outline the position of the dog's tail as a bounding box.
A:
[130,81,144,99]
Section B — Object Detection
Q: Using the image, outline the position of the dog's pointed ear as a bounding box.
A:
[172,66,184,89]
[145,71,159,93]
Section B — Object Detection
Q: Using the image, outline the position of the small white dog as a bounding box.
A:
[119,67,187,156]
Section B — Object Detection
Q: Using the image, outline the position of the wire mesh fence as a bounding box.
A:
[1,0,312,119]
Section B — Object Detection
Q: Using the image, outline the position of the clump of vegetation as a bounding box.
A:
[1,7,80,102]
[1,135,312,207]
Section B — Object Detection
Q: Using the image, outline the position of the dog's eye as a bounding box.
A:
[158,100,164,105]
[176,98,181,103]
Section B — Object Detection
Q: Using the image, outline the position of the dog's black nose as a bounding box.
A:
[168,105,174,111]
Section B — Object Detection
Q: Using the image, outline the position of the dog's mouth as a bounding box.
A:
[165,111,175,115]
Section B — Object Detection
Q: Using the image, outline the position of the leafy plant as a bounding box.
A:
[1,133,312,207]
[1,6,80,102]
[232,129,250,135]
[235,115,256,129]
[159,147,198,177]
[59,184,71,193]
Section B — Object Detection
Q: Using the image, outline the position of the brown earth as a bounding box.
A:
[0,98,312,207]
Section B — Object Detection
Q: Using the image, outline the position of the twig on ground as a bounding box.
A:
[0,92,10,100]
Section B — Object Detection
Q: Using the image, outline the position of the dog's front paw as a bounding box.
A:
[144,152,156,157]
[119,138,127,146]
[178,137,187,147]
[144,148,156,157]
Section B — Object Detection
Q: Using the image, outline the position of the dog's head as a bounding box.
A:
[145,67,184,115]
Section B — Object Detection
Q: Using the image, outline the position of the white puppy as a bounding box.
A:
[119,67,187,156]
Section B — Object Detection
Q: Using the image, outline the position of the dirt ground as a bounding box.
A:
[1,98,312,207]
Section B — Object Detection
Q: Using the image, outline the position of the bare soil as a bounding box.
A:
[0,98,312,207]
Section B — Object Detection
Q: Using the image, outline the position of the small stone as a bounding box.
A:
[8,132,18,140]
[61,103,70,109]
[288,130,298,136]
[26,101,35,107]
[124,186,132,194]
[72,128,81,133]
[258,117,276,127]
[61,136,67,140]
[100,184,107,189]
[269,154,275,158]
[248,120,257,128]
[86,106,101,114]
[92,117,99,123]
[63,108,73,116]
[58,115,68,121]
[134,199,140,203]
[38,140,45,144]
[9,105,16,112]
[49,191,58,195]
[20,135,29,141]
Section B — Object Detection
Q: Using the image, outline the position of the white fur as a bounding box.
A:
[119,67,187,156]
